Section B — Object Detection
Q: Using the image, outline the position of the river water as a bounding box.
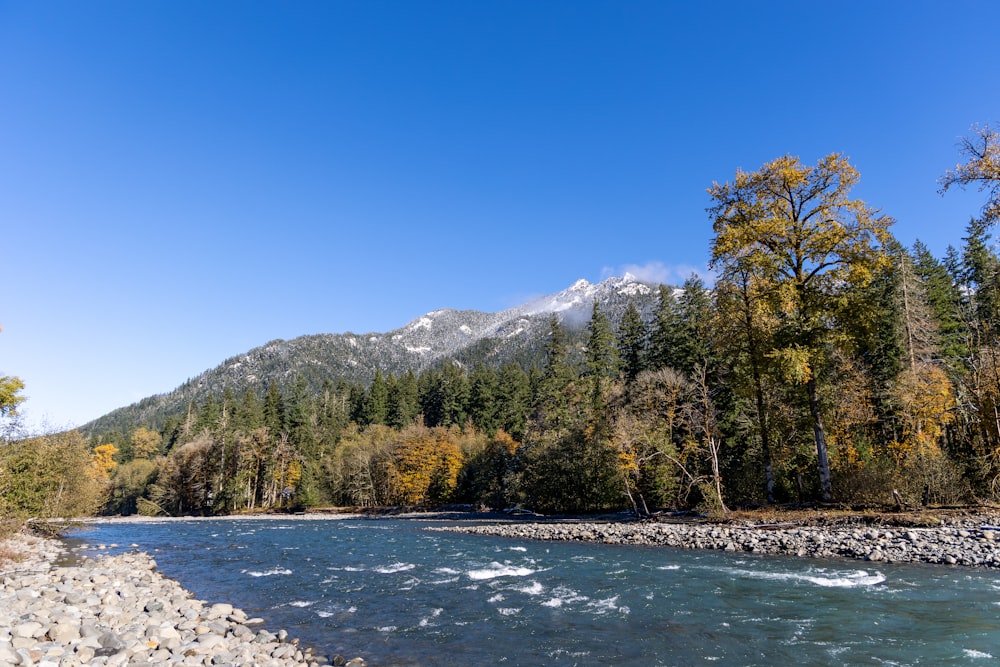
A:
[69,517,1000,666]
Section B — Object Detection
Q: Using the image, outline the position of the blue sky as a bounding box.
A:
[2,1,999,430]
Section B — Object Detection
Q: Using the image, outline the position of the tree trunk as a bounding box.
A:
[807,377,833,502]
[752,364,776,504]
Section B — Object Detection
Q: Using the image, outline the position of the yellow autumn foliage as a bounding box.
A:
[89,443,119,480]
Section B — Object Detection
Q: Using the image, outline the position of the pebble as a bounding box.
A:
[0,533,368,667]
[432,514,1000,568]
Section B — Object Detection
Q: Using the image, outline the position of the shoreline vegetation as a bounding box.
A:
[2,506,999,664]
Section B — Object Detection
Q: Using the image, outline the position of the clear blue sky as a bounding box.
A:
[2,1,999,430]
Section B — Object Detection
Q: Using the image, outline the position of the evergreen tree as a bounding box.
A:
[263,383,286,436]
[387,371,420,429]
[617,301,647,383]
[585,301,618,407]
[195,394,220,435]
[647,284,679,371]
[360,369,389,426]
[912,240,968,369]
[467,364,500,434]
[237,388,264,432]
[288,375,317,456]
[537,315,578,434]
[496,362,531,442]
[672,275,715,375]
[962,218,1000,340]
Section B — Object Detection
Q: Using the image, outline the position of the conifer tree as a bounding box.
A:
[237,388,264,432]
[672,275,715,375]
[537,315,577,434]
[617,301,647,383]
[361,369,389,426]
[647,284,679,371]
[468,364,500,434]
[496,362,531,442]
[585,301,618,407]
[387,371,420,429]
[912,240,968,369]
[264,383,286,437]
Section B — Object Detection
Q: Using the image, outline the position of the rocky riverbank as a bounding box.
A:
[0,532,364,667]
[432,513,1000,567]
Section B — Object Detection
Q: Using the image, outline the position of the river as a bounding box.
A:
[69,517,1000,666]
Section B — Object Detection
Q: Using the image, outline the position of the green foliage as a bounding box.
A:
[0,430,107,519]
[64,126,1000,515]
[0,375,25,419]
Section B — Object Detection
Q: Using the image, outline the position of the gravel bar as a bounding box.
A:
[0,533,365,667]
[430,515,1000,567]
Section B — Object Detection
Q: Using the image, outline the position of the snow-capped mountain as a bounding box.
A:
[83,275,662,434]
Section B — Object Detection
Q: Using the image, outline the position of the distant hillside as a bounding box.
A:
[82,275,666,435]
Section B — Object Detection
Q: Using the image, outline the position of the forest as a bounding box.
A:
[3,124,1000,520]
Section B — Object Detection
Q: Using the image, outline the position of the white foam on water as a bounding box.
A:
[587,596,629,615]
[375,562,416,574]
[377,626,397,632]
[489,593,505,603]
[328,565,365,572]
[964,649,994,659]
[657,565,681,571]
[316,611,334,618]
[497,607,521,616]
[541,585,589,608]
[288,600,315,607]
[516,581,545,595]
[434,567,461,575]
[508,546,527,552]
[716,566,885,588]
[419,608,444,627]
[242,567,292,577]
[397,576,421,591]
[468,562,536,580]
[429,577,459,585]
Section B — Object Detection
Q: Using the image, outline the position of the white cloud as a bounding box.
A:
[601,261,716,286]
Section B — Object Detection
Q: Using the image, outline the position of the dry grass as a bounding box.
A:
[0,519,28,568]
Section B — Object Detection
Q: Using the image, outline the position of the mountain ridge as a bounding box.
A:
[82,275,664,435]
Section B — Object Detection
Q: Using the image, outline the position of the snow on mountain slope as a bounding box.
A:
[82,275,664,434]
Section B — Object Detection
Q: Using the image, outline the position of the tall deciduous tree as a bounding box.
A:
[939,123,1000,227]
[708,153,893,501]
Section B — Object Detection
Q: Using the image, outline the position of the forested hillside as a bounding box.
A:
[5,125,1000,521]
[81,276,661,436]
